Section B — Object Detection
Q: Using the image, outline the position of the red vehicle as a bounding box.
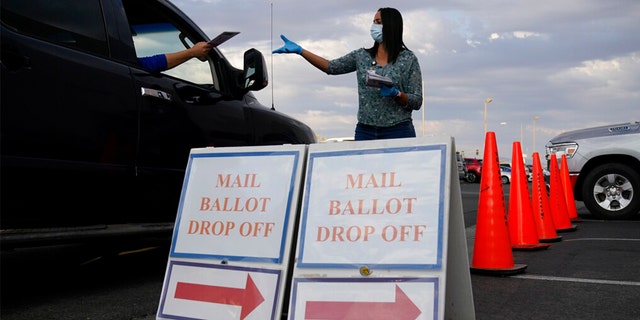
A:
[464,158,483,183]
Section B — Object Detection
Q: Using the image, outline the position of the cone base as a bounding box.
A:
[540,236,563,243]
[556,225,578,232]
[512,243,552,251]
[571,217,583,222]
[470,264,527,276]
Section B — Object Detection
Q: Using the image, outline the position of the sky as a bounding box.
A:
[171,0,639,163]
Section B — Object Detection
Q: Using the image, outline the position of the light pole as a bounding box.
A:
[532,116,540,155]
[483,98,493,134]
[520,123,524,144]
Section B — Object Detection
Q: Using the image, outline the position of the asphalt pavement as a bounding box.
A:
[464,182,640,320]
[1,182,639,319]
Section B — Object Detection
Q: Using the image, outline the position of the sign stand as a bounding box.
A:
[287,136,475,320]
[444,153,476,319]
[155,136,475,319]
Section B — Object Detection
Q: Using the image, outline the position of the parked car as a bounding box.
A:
[525,164,534,182]
[456,152,468,180]
[499,161,511,169]
[323,137,355,143]
[545,121,640,219]
[0,0,316,247]
[464,158,483,183]
[500,165,512,185]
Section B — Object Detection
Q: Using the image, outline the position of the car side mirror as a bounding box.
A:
[243,48,268,91]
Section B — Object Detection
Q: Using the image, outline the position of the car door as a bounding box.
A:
[0,0,140,228]
[120,0,254,219]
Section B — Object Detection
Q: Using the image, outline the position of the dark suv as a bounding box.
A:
[464,158,483,183]
[1,0,316,246]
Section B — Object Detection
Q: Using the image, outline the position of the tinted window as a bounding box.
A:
[1,0,108,56]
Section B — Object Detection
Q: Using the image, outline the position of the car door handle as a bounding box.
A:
[140,87,172,101]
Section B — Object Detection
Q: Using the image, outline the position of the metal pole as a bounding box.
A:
[533,116,540,155]
[483,98,493,134]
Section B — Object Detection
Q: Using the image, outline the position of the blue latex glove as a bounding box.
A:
[380,84,399,97]
[272,35,302,54]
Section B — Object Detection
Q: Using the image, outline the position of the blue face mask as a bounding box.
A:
[370,24,383,43]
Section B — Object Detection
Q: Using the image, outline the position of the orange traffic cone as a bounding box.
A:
[560,154,582,222]
[471,132,527,276]
[548,154,577,232]
[507,142,551,250]
[530,152,562,243]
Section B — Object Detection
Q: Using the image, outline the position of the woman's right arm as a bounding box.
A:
[301,49,329,73]
[273,35,329,72]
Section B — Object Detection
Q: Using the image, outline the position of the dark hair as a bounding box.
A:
[366,7,409,64]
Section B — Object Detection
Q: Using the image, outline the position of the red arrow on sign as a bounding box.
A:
[304,285,421,320]
[174,274,265,320]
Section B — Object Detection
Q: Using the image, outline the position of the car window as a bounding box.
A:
[123,1,217,87]
[1,0,108,56]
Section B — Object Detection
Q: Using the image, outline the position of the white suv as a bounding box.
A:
[545,121,640,219]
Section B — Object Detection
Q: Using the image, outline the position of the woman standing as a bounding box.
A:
[273,7,423,140]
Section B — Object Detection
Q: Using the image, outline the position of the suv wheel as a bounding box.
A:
[581,163,640,219]
[466,172,479,183]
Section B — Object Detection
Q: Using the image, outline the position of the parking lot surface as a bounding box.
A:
[1,182,639,319]
[469,217,640,319]
[463,182,640,320]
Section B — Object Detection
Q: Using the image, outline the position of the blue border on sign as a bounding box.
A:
[169,150,300,263]
[298,144,446,269]
[157,260,282,320]
[289,277,439,320]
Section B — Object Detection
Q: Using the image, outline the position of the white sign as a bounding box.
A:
[170,148,303,262]
[288,137,475,320]
[157,261,280,320]
[298,144,445,268]
[158,145,306,320]
[289,277,438,320]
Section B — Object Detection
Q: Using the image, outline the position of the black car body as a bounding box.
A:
[1,0,316,246]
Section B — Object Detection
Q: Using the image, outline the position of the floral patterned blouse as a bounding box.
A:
[327,48,423,127]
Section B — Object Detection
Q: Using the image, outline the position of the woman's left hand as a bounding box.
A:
[380,84,399,97]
